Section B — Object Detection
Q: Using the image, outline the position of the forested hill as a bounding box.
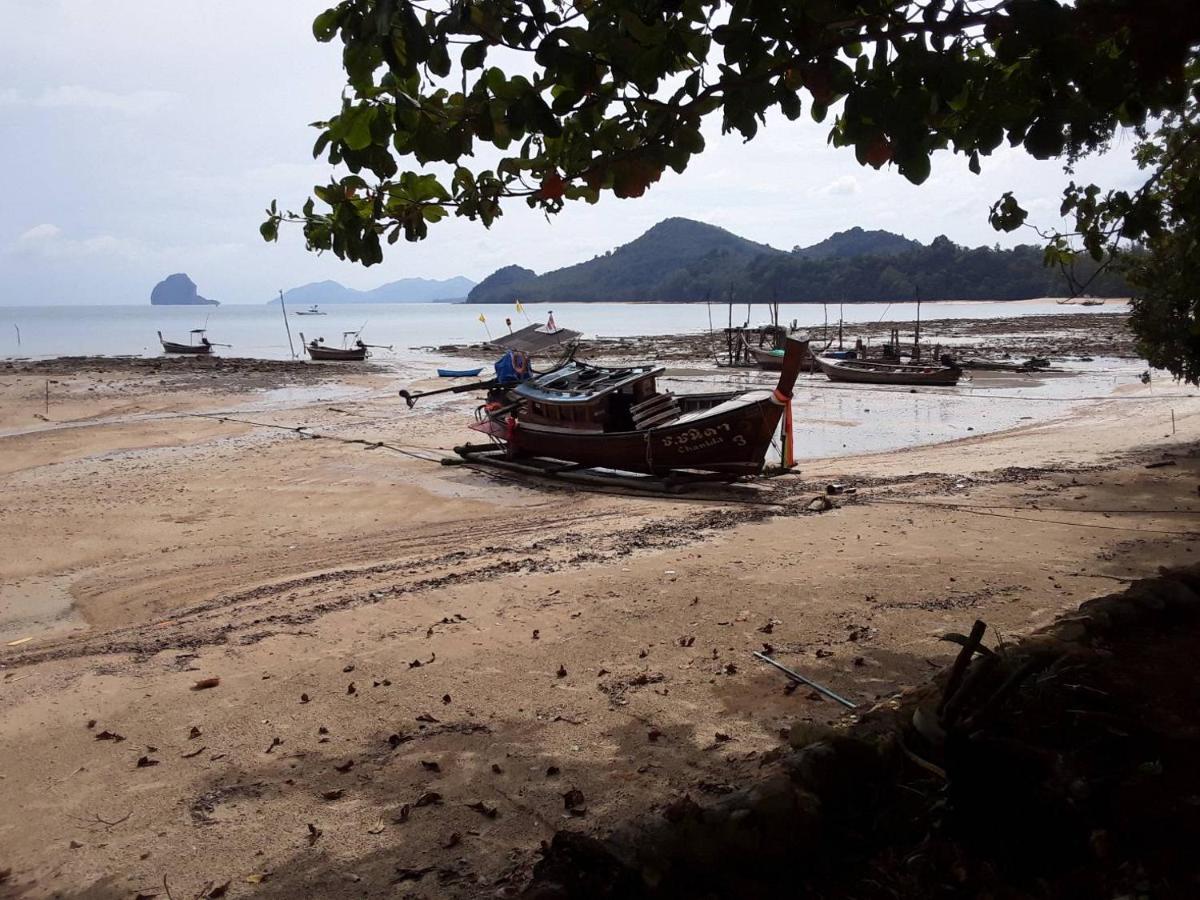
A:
[467,219,1128,302]
[791,226,922,260]
[468,218,785,302]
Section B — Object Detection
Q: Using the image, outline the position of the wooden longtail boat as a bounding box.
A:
[813,354,963,386]
[745,345,788,371]
[300,331,369,361]
[158,329,214,355]
[744,340,825,373]
[469,337,806,476]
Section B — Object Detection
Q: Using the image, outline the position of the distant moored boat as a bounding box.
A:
[158,329,219,354]
[812,354,963,386]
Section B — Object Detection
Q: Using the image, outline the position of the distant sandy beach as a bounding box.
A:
[1,310,1197,898]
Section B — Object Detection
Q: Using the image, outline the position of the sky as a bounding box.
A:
[0,0,1148,306]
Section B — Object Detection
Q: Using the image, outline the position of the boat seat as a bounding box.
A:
[630,392,676,416]
[635,406,682,429]
[632,393,682,429]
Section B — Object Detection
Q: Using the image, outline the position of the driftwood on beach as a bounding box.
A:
[522,565,1200,899]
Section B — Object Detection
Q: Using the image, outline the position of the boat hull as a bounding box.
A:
[745,346,785,371]
[305,346,368,361]
[474,390,784,475]
[814,355,961,386]
[160,341,211,355]
[746,342,819,372]
[438,368,484,378]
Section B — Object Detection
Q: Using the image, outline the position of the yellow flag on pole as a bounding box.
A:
[515,301,524,313]
[477,313,486,324]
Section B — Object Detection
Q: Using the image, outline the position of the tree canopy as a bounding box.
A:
[261,0,1200,379]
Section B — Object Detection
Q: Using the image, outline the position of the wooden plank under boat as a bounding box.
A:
[158,330,213,355]
[812,354,962,386]
[469,337,807,476]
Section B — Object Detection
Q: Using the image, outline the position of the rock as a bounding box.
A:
[1052,618,1091,643]
[1077,595,1143,630]
[1154,575,1200,614]
[1124,582,1167,613]
[787,722,836,749]
[150,273,219,306]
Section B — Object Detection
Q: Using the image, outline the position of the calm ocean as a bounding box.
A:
[0,300,1121,364]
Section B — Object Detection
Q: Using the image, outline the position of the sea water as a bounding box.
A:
[0,300,1125,363]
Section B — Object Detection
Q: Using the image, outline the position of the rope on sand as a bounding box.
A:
[870,496,1199,536]
[179,412,789,508]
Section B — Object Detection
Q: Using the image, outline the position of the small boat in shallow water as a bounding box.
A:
[301,331,390,361]
[463,337,807,476]
[304,341,368,361]
[438,367,484,378]
[745,339,821,372]
[159,329,223,354]
[813,354,963,386]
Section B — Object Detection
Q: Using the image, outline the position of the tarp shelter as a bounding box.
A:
[488,322,582,355]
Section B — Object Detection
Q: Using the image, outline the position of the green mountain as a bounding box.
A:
[792,226,922,260]
[468,218,785,302]
[467,265,538,304]
[468,218,1128,303]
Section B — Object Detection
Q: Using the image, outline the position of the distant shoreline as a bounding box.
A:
[2,297,1131,310]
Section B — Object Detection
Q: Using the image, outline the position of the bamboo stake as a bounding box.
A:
[752,652,857,709]
[279,289,296,359]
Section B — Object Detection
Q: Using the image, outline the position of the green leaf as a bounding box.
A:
[342,107,376,152]
[313,8,340,42]
[899,151,931,185]
[989,192,1028,233]
[462,41,487,70]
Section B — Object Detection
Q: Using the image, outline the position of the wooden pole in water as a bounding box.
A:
[13,324,20,346]
[914,286,921,361]
[279,289,296,359]
[45,379,49,416]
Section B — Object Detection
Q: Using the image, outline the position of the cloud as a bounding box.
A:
[11,224,242,261]
[819,175,862,196]
[11,224,141,259]
[18,223,63,242]
[0,85,175,115]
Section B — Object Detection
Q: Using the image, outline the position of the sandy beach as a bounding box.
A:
[1,313,1198,898]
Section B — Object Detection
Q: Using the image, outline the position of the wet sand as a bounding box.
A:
[1,314,1199,898]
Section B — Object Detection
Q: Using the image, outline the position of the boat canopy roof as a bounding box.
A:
[514,360,662,404]
[490,322,582,355]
